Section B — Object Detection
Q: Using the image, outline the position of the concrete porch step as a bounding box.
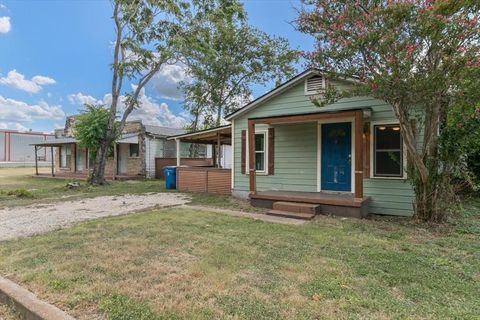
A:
[273,201,321,215]
[266,210,315,220]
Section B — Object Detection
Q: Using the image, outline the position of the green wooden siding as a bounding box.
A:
[233,81,417,216]
[234,122,318,192]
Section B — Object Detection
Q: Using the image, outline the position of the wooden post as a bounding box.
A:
[217,133,221,168]
[354,111,364,199]
[34,146,38,175]
[50,147,55,177]
[113,143,117,180]
[175,139,181,166]
[73,143,77,173]
[212,143,217,167]
[248,120,256,193]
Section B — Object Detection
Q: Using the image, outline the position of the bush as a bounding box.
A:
[3,188,35,198]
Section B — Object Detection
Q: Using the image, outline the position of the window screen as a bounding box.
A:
[129,144,139,157]
[255,133,266,172]
[374,125,403,177]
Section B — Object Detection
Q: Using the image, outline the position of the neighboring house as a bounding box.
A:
[33,116,185,179]
[173,69,417,218]
[0,129,54,165]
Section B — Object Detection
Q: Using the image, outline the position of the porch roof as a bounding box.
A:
[167,125,232,145]
[31,137,77,147]
[248,109,371,125]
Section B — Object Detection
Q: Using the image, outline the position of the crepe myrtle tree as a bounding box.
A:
[180,0,298,128]
[91,0,239,185]
[297,0,480,221]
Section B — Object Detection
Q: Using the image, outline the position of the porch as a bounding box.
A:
[30,137,143,180]
[33,171,142,181]
[251,190,370,218]
[245,109,371,218]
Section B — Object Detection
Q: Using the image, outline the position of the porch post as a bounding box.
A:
[50,147,55,177]
[216,133,221,168]
[248,120,256,193]
[354,111,364,199]
[113,143,117,180]
[212,143,217,167]
[34,146,38,175]
[175,138,181,166]
[73,143,77,173]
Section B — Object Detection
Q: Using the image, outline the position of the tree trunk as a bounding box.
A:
[216,105,222,127]
[90,138,111,185]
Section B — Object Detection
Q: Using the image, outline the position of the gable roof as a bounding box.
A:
[144,125,184,137]
[224,68,358,121]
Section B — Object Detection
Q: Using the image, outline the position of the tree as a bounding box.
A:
[91,0,236,185]
[74,105,116,163]
[441,66,480,191]
[181,1,298,128]
[297,0,480,221]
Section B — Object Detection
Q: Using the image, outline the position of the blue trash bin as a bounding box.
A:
[163,166,177,190]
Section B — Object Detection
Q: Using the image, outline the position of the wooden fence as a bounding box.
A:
[176,167,231,195]
[155,158,213,179]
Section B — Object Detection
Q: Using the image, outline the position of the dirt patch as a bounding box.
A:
[0,193,190,241]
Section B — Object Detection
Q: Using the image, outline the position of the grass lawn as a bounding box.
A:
[0,200,478,319]
[0,167,168,208]
[0,168,256,212]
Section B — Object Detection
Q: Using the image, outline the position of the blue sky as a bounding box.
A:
[0,0,313,133]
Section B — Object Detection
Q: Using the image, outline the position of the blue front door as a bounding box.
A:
[321,122,352,191]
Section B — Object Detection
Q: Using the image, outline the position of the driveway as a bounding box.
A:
[0,193,189,241]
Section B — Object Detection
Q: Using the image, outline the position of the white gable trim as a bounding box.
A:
[225,69,359,121]
[225,69,318,121]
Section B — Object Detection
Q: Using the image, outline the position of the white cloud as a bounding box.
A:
[70,88,187,129]
[0,70,56,93]
[68,92,102,106]
[150,63,190,101]
[103,88,187,128]
[0,16,10,33]
[0,95,65,124]
[31,75,56,85]
[0,122,29,132]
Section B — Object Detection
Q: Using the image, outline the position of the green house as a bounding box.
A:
[171,69,416,218]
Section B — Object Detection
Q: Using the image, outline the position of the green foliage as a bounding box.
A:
[1,188,35,198]
[442,105,480,191]
[74,105,116,160]
[100,294,157,320]
[180,0,298,128]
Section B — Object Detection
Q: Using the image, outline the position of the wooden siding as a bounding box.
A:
[176,167,231,194]
[233,81,418,216]
[154,158,213,179]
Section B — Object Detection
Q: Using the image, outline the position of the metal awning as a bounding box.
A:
[167,125,231,145]
[31,137,77,147]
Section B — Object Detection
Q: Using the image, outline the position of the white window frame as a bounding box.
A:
[370,120,407,179]
[60,144,71,168]
[246,129,269,175]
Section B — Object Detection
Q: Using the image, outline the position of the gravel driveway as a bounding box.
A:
[0,193,190,241]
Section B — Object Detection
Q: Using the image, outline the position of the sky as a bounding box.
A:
[0,0,313,133]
